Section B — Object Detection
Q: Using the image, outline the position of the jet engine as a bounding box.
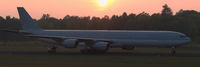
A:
[62,39,78,48]
[92,42,109,51]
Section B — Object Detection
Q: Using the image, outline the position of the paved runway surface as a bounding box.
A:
[0,51,200,57]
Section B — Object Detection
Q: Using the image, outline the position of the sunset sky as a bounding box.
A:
[0,0,200,19]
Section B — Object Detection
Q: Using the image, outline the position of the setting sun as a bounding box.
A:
[97,0,108,7]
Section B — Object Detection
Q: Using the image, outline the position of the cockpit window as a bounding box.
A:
[180,35,186,38]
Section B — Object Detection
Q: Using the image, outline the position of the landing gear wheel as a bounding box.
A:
[48,46,57,54]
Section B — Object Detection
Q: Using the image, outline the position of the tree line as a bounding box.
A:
[0,4,200,39]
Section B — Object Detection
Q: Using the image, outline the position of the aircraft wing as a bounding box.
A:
[25,35,113,43]
[0,29,32,35]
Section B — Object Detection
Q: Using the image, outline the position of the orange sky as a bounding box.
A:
[0,0,200,19]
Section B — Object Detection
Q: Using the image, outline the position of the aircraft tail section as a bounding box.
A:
[17,7,43,32]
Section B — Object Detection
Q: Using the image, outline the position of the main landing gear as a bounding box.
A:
[48,46,57,54]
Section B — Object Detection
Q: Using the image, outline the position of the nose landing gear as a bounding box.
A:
[170,46,176,56]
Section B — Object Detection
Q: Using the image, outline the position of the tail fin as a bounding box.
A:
[17,7,43,32]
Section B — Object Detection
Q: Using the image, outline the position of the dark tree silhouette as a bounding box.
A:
[162,4,173,16]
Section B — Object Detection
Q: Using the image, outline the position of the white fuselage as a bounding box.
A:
[16,7,191,54]
[29,30,191,48]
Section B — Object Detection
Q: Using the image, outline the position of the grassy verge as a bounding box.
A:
[0,54,200,67]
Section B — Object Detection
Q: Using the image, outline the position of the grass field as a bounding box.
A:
[0,41,200,67]
[0,54,200,67]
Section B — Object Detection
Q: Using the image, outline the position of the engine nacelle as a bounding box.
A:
[62,39,77,48]
[92,42,108,51]
[121,46,135,50]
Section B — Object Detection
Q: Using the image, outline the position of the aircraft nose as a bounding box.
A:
[185,37,191,44]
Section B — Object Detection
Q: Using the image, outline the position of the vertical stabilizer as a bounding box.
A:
[17,7,43,32]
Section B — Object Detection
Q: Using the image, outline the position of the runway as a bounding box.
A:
[0,51,200,57]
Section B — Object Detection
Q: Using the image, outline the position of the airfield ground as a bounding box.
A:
[0,41,200,67]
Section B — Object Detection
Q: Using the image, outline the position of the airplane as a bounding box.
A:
[10,7,191,55]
